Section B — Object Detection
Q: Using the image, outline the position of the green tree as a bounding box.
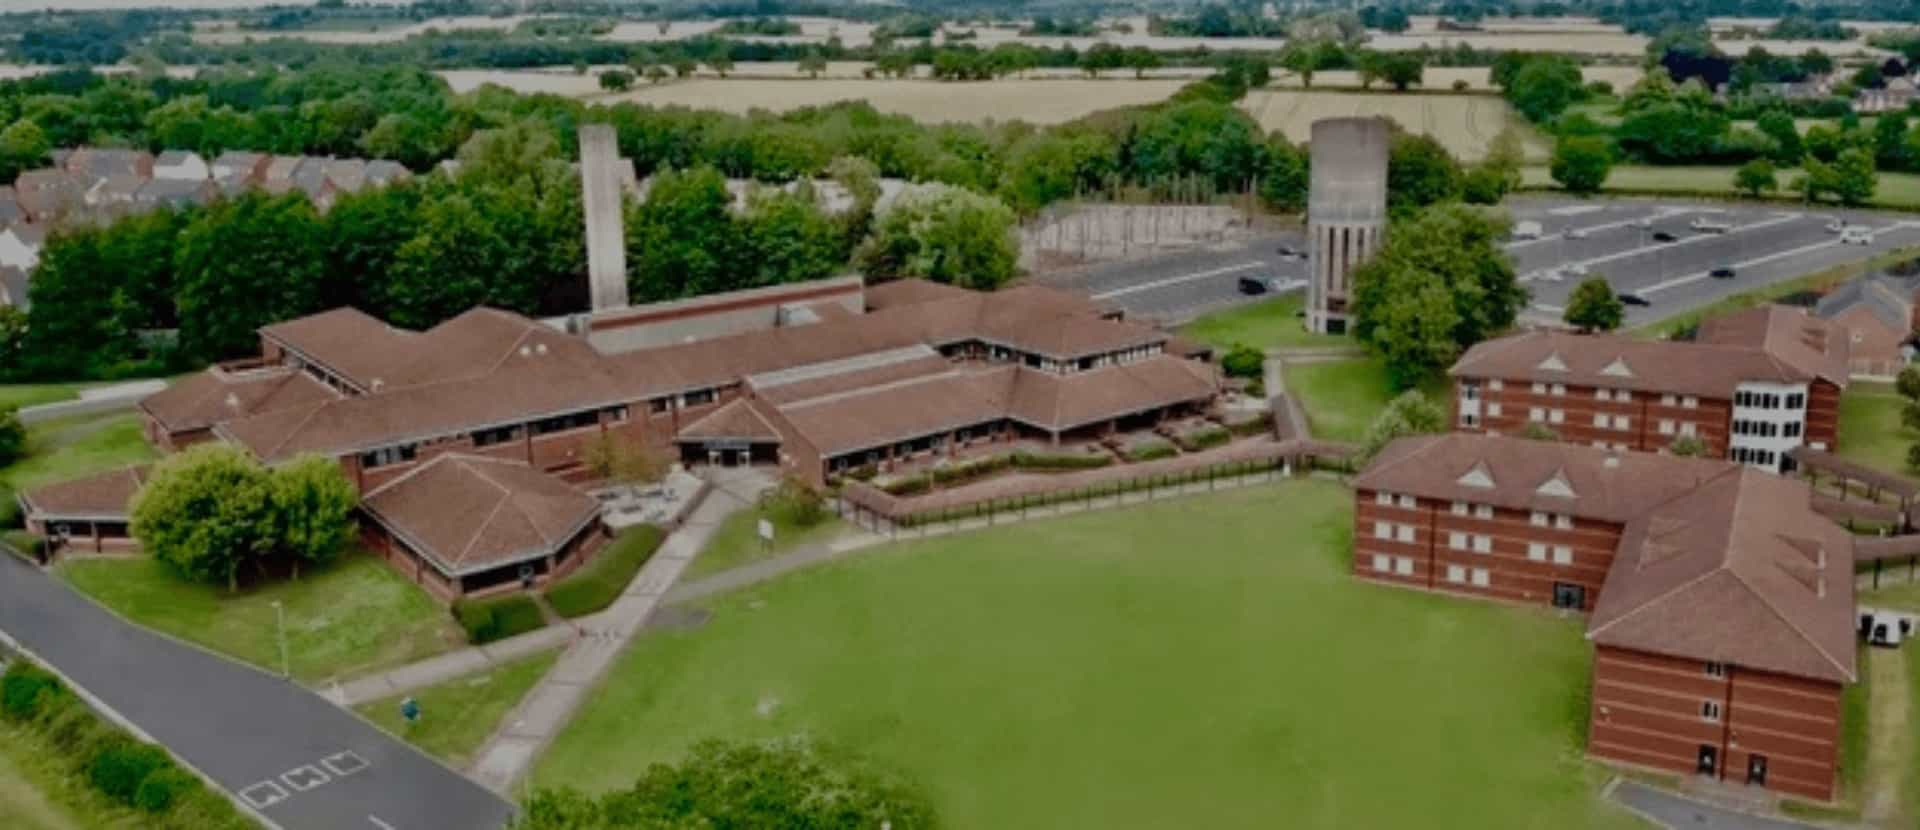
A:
[854,183,1018,289]
[0,119,52,181]
[1258,133,1310,212]
[1507,55,1585,122]
[797,51,828,79]
[598,69,634,92]
[130,444,275,591]
[1754,110,1804,165]
[738,186,842,288]
[626,166,739,301]
[644,65,670,85]
[268,453,356,580]
[1350,204,1526,388]
[511,739,936,830]
[1359,390,1446,464]
[1669,435,1707,457]
[1549,135,1613,195]
[707,53,734,78]
[174,192,325,362]
[1563,277,1624,333]
[1387,133,1462,217]
[0,406,23,468]
[1895,364,1920,401]
[997,131,1115,215]
[1124,47,1163,79]
[1734,158,1778,198]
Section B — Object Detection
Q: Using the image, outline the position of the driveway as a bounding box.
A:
[0,552,512,830]
[1611,780,1817,830]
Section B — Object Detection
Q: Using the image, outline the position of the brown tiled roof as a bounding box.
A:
[258,308,420,391]
[862,278,969,310]
[384,307,605,388]
[1005,356,1219,431]
[748,347,953,406]
[1695,304,1850,387]
[20,466,149,520]
[360,454,599,576]
[1588,468,1856,683]
[1451,329,1817,397]
[139,366,338,432]
[1355,433,1735,523]
[675,398,782,442]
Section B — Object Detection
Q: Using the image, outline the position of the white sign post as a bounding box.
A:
[757,518,774,551]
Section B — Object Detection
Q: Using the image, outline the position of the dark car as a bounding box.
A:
[1652,231,1679,243]
[1275,245,1306,260]
[1709,266,1736,279]
[1619,293,1651,307]
[1238,276,1269,295]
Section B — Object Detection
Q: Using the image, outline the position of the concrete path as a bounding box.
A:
[467,468,769,794]
[0,549,512,830]
[1610,780,1816,830]
[17,378,167,424]
[325,625,575,707]
[665,532,883,605]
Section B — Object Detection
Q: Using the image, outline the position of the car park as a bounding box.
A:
[1689,217,1732,233]
[1619,293,1651,307]
[1840,227,1873,246]
[1710,266,1736,279]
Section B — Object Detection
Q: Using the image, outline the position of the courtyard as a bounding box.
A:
[535,480,1645,829]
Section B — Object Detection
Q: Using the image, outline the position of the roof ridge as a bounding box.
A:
[361,452,460,499]
[1721,561,1853,682]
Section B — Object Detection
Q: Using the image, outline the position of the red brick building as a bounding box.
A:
[1354,433,1857,801]
[1449,306,1849,473]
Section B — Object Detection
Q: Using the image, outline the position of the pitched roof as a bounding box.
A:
[1355,432,1735,523]
[1451,313,1842,397]
[258,307,421,392]
[0,265,27,309]
[1588,468,1856,683]
[1814,274,1914,335]
[138,364,338,433]
[675,397,782,442]
[1694,304,1850,387]
[19,466,150,520]
[360,454,600,576]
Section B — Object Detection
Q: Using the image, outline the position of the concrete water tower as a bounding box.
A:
[1305,117,1389,335]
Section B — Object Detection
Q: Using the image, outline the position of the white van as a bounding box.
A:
[1512,221,1544,240]
[1840,226,1873,246]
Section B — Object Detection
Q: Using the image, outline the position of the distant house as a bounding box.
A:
[260,155,305,194]
[324,157,368,194]
[1814,273,1918,376]
[152,150,210,181]
[290,157,337,210]
[0,223,46,272]
[0,187,23,227]
[0,265,27,310]
[62,147,154,181]
[133,178,216,212]
[13,171,86,223]
[1855,78,1918,114]
[364,160,411,187]
[211,150,270,184]
[84,174,145,209]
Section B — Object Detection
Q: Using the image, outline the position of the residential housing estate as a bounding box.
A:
[21,278,1222,598]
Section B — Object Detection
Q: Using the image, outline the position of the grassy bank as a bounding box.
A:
[354,650,559,768]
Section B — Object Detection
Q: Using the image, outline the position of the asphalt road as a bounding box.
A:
[0,552,513,830]
[1610,780,1814,830]
[1038,196,1920,328]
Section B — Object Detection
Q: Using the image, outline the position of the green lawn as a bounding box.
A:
[1521,164,1920,210]
[1861,581,1920,614]
[536,481,1644,830]
[0,412,156,494]
[1177,294,1347,352]
[1282,356,1450,444]
[0,736,85,830]
[684,506,848,581]
[1838,382,1915,479]
[0,383,88,412]
[355,650,560,768]
[545,526,664,618]
[60,554,464,685]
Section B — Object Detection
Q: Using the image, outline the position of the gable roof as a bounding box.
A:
[1588,468,1856,683]
[1452,315,1843,397]
[1695,304,1850,387]
[1355,433,1734,522]
[19,465,150,521]
[1815,273,1916,337]
[258,307,421,392]
[138,364,339,433]
[361,454,600,577]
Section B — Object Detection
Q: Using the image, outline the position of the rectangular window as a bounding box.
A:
[1489,379,1503,391]
[1487,403,1503,417]
[1595,388,1611,402]
[1549,409,1565,425]
[1785,421,1802,438]
[1529,407,1545,422]
[1471,568,1490,588]
[1658,419,1675,436]
[1531,382,1546,394]
[683,388,717,407]
[1446,564,1466,584]
[359,443,419,470]
[1661,393,1677,407]
[471,425,520,447]
[1373,521,1391,541]
[530,410,600,436]
[1474,504,1493,520]
[649,397,671,414]
[1617,390,1631,403]
[1472,535,1492,554]
[1551,383,1566,397]
[605,405,629,423]
[1397,494,1416,509]
[1527,542,1547,561]
[1701,700,1722,722]
[1371,554,1392,574]
[1530,511,1548,527]
[1680,422,1697,438]
[1705,662,1726,678]
[1375,491,1393,506]
[1554,514,1572,530]
[1396,525,1415,544]
[1786,393,1805,409]
[1451,501,1468,516]
[1448,532,1467,550]
[1592,413,1609,428]
[1682,395,1698,409]
[1552,545,1573,565]
[1394,557,1413,576]
[1612,415,1630,430]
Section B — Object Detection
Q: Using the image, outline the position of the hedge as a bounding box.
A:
[451,594,547,645]
[1225,416,1272,438]
[0,659,248,829]
[1124,440,1178,462]
[543,527,665,619]
[1009,450,1113,471]
[1172,425,1231,452]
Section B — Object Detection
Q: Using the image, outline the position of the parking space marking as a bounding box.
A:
[323,750,371,778]
[369,816,398,830]
[1089,260,1267,300]
[1505,207,1688,250]
[1559,212,1803,273]
[1638,231,1894,297]
[282,764,331,792]
[239,779,289,809]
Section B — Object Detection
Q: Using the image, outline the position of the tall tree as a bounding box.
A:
[174,192,325,362]
[130,444,275,592]
[1350,204,1526,388]
[0,119,51,182]
[1563,278,1625,333]
[1549,136,1613,195]
[267,453,357,580]
[626,166,739,301]
[854,183,1018,290]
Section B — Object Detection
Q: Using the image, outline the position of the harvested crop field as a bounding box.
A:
[1240,90,1538,160]
[603,78,1189,124]
[1267,65,1643,92]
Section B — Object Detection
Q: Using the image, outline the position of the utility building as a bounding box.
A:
[1305,117,1388,335]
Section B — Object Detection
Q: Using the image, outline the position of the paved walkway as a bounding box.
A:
[0,549,511,830]
[466,468,770,793]
[17,379,167,424]
[1610,780,1816,830]
[325,625,574,707]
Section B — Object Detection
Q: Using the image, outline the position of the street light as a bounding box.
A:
[270,600,289,680]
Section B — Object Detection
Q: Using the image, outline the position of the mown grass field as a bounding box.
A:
[1838,382,1914,479]
[1281,356,1450,444]
[60,554,463,685]
[355,650,560,768]
[1177,294,1347,352]
[1521,165,1920,210]
[0,411,158,530]
[686,505,849,580]
[535,481,1644,830]
[1240,90,1542,160]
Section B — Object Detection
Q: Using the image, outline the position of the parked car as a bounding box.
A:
[1689,217,1732,233]
[1825,218,1847,233]
[1840,226,1874,246]
[1512,220,1544,240]
[1562,226,1589,240]
[1275,245,1306,260]
[1619,293,1651,307]
[1710,266,1736,279]
[1652,231,1679,243]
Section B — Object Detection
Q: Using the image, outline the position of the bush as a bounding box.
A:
[1245,378,1265,398]
[1009,450,1113,471]
[1,661,60,721]
[135,766,198,813]
[1225,415,1273,437]
[89,738,172,805]
[1452,79,1471,91]
[1220,344,1264,379]
[1182,425,1232,451]
[1124,439,1178,462]
[2,528,43,560]
[452,594,547,645]
[762,475,828,528]
[543,527,665,619]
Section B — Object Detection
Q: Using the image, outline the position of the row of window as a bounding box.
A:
[1529,511,1574,530]
[1734,390,1805,410]
[1526,542,1575,565]
[1446,532,1493,554]
[1655,419,1700,438]
[1373,491,1417,509]
[1732,419,1802,439]
[1444,565,1491,587]
[1450,501,1495,519]
[1369,554,1415,576]
[1658,393,1702,410]
[1528,407,1566,425]
[1590,413,1631,431]
[1372,521,1416,543]
[363,403,631,469]
[1594,388,1634,403]
[1730,447,1781,467]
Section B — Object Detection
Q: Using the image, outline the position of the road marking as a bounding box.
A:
[369,816,397,830]
[1504,207,1688,250]
[1639,220,1920,297]
[282,764,331,792]
[1532,303,1566,313]
[323,750,370,778]
[1552,212,1803,273]
[1546,205,1605,216]
[240,780,289,809]
[1089,260,1267,300]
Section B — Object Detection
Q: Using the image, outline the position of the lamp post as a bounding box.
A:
[270,600,289,680]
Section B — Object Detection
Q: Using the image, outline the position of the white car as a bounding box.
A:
[1562,227,1589,240]
[1632,217,1655,229]
[1512,221,1544,240]
[1563,262,1591,278]
[1689,217,1731,233]
[1840,227,1873,246]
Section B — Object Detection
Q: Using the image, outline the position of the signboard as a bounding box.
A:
[757,519,774,543]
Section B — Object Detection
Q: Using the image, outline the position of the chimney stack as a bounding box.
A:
[579,124,628,311]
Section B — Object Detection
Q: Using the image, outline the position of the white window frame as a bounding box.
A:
[1397,494,1416,509]
[1375,491,1393,506]
[1371,554,1392,573]
[1489,379,1504,391]
[1394,557,1413,576]
[1474,504,1493,520]
[1658,419,1675,436]
[1487,402,1503,417]
[1549,409,1565,425]
[1373,521,1391,540]
[1396,524,1415,544]
[1527,542,1546,561]
[1472,535,1492,554]
[1531,382,1546,394]
[1552,545,1573,565]
[1554,514,1572,530]
[1530,511,1548,527]
[1612,415,1630,431]
[1446,564,1466,584]
[1470,568,1490,588]
[1448,531,1467,550]
[1592,412,1609,428]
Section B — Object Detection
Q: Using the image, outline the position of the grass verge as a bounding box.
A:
[354,650,560,768]
[58,553,462,685]
[1177,294,1347,352]
[685,507,847,581]
[536,481,1643,829]
[1838,382,1917,480]
[1520,165,1920,211]
[1281,356,1449,444]
[545,526,665,619]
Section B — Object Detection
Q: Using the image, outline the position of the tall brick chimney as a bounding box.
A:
[579,124,628,311]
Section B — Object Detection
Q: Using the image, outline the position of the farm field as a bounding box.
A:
[534,481,1644,829]
[1521,164,1920,210]
[1268,64,1643,92]
[1241,90,1540,160]
[604,78,1190,124]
